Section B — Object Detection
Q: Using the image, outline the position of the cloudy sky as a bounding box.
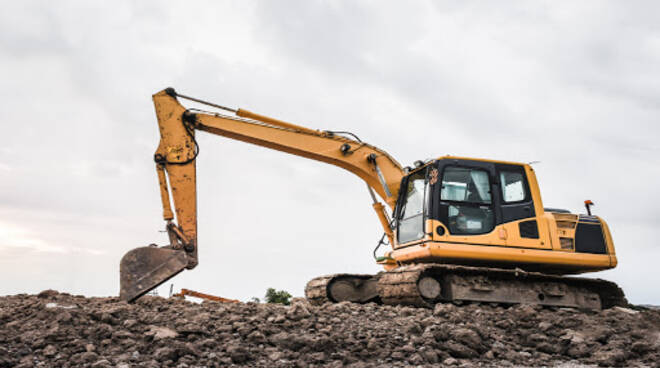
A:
[1,1,659,304]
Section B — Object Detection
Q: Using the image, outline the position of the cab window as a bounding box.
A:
[397,170,427,243]
[441,167,491,203]
[440,167,494,235]
[500,171,526,202]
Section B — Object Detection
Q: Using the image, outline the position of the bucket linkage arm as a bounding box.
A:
[120,89,200,302]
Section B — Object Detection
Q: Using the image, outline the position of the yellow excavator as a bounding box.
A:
[119,88,626,309]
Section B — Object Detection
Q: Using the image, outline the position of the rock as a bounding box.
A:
[42,345,57,357]
[494,318,513,329]
[246,330,266,344]
[405,322,422,334]
[290,297,310,308]
[0,292,658,367]
[537,342,561,354]
[44,302,76,310]
[443,357,458,365]
[612,306,639,315]
[630,341,652,354]
[560,329,586,344]
[514,304,538,320]
[445,341,478,358]
[451,328,482,347]
[154,347,177,361]
[227,345,250,363]
[537,321,553,331]
[177,323,207,335]
[421,349,439,363]
[56,310,72,323]
[268,351,284,361]
[37,290,59,299]
[196,338,218,349]
[566,343,592,358]
[122,319,138,329]
[269,331,307,350]
[111,330,134,340]
[79,351,99,363]
[286,301,311,321]
[434,303,457,317]
[408,353,424,364]
[366,337,379,350]
[147,326,178,340]
[390,351,405,360]
[592,349,625,366]
[91,359,111,367]
[525,333,547,346]
[175,342,200,358]
[401,344,415,353]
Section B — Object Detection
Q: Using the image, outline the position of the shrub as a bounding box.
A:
[265,288,292,305]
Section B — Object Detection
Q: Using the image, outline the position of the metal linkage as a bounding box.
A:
[165,87,237,113]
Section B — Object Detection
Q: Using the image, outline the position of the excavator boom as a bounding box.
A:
[120,88,405,302]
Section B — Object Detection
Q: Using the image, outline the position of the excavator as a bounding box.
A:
[119,88,626,310]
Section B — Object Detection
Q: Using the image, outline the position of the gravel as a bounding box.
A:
[0,290,658,367]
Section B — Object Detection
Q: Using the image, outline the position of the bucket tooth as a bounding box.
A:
[119,246,188,302]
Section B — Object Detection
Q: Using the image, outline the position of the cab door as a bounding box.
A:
[433,159,500,237]
[495,164,549,249]
[394,168,430,246]
[496,164,536,224]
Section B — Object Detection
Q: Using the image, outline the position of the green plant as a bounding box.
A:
[265,288,292,305]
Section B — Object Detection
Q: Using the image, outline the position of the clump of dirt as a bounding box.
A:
[0,290,658,367]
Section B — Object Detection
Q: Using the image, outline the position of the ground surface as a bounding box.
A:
[0,291,659,367]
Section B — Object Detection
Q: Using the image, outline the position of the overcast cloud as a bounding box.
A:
[1,1,659,304]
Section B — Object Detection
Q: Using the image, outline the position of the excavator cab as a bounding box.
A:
[389,157,617,275]
[393,158,537,249]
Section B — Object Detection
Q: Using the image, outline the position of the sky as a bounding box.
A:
[1,1,659,304]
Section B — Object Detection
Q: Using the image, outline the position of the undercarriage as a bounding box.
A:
[305,264,627,310]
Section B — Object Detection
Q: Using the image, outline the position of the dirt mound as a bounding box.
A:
[1,291,658,367]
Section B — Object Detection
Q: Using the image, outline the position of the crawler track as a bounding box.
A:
[377,264,628,309]
[305,273,377,305]
[377,264,430,307]
[306,264,628,309]
[304,274,337,305]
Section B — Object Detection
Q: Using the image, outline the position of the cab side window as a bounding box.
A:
[500,171,526,202]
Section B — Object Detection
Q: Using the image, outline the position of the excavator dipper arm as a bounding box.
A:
[119,88,405,302]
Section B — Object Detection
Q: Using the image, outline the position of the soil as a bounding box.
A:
[0,290,658,367]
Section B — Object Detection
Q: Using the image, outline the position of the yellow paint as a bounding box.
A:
[391,241,614,274]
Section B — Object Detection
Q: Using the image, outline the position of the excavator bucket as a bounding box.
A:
[119,246,188,302]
